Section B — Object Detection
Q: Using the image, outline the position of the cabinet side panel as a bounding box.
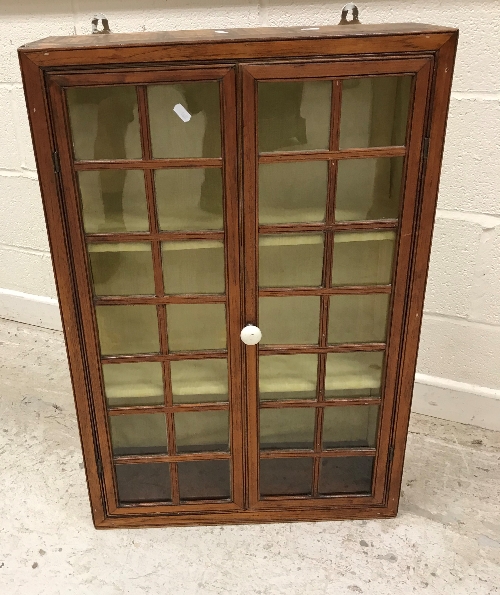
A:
[18,53,106,526]
[386,33,459,514]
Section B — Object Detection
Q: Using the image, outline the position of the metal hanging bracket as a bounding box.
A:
[339,3,361,25]
[92,14,111,34]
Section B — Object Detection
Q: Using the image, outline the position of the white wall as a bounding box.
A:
[1,1,499,429]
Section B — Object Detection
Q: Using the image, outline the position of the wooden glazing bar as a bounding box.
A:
[137,85,180,504]
[108,402,229,415]
[260,398,381,409]
[114,451,231,464]
[312,92,341,493]
[259,448,376,459]
[259,343,386,355]
[259,220,398,234]
[94,295,226,305]
[86,231,225,243]
[259,285,391,297]
[74,157,223,170]
[101,350,228,364]
[258,146,406,163]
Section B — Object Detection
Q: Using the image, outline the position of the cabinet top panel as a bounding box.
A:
[21,23,456,52]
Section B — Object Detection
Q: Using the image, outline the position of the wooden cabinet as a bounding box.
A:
[19,21,458,528]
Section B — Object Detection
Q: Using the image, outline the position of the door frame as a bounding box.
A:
[240,57,433,511]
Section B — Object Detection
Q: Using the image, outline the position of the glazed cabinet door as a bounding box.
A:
[47,67,244,516]
[241,58,433,510]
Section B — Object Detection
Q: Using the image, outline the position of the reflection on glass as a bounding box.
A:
[88,243,155,296]
[148,82,221,158]
[178,460,230,501]
[340,76,412,149]
[260,408,315,450]
[96,305,159,355]
[175,410,229,453]
[78,170,149,233]
[259,234,324,288]
[335,157,404,221]
[258,81,331,152]
[103,362,164,407]
[328,294,390,343]
[319,456,374,494]
[67,86,141,160]
[115,463,171,503]
[259,296,320,345]
[325,352,384,399]
[110,413,168,456]
[259,161,328,224]
[259,354,317,401]
[162,240,225,294]
[323,405,379,448]
[166,304,226,351]
[260,457,313,496]
[156,168,223,231]
[332,231,396,286]
[171,359,228,404]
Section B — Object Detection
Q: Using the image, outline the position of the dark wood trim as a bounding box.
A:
[259,146,406,163]
[259,449,376,459]
[93,295,227,305]
[18,52,108,526]
[20,29,454,69]
[259,398,381,408]
[385,32,459,515]
[86,231,224,242]
[258,220,399,233]
[74,158,222,170]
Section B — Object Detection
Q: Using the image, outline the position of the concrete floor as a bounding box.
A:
[0,318,499,595]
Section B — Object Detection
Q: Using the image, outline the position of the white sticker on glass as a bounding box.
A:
[173,103,192,122]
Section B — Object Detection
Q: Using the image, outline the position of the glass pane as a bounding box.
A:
[260,408,315,450]
[178,460,230,501]
[259,161,328,224]
[319,457,374,494]
[259,296,320,345]
[88,243,155,296]
[115,463,171,503]
[258,81,331,152]
[328,294,390,343]
[103,362,164,407]
[325,352,384,400]
[259,354,317,401]
[340,76,412,149]
[162,240,225,294]
[323,405,379,448]
[96,305,159,355]
[66,86,141,160]
[110,413,168,456]
[156,168,223,231]
[148,82,221,158]
[260,458,313,496]
[171,359,228,404]
[175,410,229,453]
[332,231,396,286]
[335,157,404,221]
[166,304,226,351]
[78,170,149,233]
[259,234,324,288]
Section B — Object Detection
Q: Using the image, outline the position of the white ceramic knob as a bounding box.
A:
[240,325,262,346]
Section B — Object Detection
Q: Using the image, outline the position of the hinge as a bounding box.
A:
[52,150,60,174]
[96,457,103,478]
[388,445,395,462]
[422,137,430,160]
